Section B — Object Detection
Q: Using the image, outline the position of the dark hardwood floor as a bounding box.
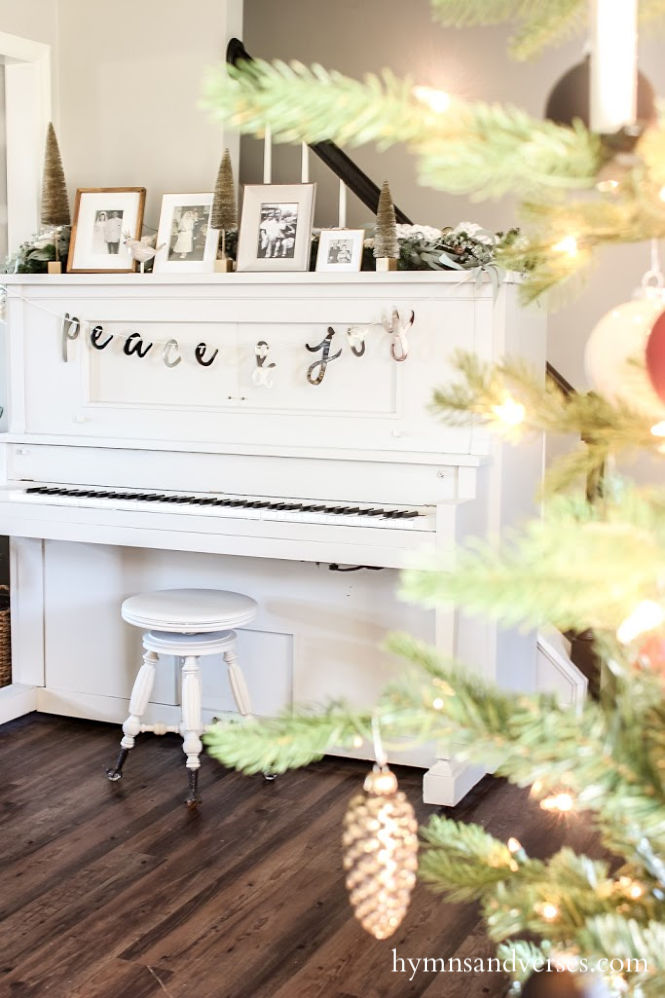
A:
[0,714,601,998]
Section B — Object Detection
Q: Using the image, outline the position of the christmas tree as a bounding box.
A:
[211,147,237,260]
[40,122,70,228]
[204,4,665,994]
[374,179,399,268]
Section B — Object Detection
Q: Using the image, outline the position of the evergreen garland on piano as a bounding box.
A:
[204,2,665,995]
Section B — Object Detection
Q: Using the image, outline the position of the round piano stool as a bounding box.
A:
[105,588,258,807]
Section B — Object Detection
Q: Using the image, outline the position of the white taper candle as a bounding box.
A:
[301,143,309,183]
[263,126,272,183]
[590,0,638,133]
[338,180,347,228]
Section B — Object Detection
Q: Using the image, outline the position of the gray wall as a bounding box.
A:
[241,0,665,388]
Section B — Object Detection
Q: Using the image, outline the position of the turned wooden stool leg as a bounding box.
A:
[223,643,253,717]
[181,654,203,806]
[107,647,158,781]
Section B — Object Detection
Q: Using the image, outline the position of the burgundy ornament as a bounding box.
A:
[645,309,665,402]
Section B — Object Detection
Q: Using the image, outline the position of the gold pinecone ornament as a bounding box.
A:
[342,765,418,939]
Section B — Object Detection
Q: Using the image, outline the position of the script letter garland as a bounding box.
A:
[45,301,418,381]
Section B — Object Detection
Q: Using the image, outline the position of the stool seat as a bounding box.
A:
[121,588,258,633]
[143,629,237,657]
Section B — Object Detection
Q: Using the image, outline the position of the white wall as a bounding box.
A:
[242,0,665,389]
[0,0,58,47]
[57,0,243,234]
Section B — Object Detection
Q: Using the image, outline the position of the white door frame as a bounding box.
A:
[0,31,52,250]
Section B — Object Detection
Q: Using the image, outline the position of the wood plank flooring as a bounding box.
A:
[0,714,601,998]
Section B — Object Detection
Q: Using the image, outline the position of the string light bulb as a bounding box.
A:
[618,876,645,900]
[491,396,526,428]
[650,421,665,437]
[412,85,451,114]
[552,235,579,257]
[617,599,665,644]
[538,901,560,922]
[540,792,574,813]
[659,186,665,203]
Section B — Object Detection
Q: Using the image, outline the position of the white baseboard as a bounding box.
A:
[0,682,38,724]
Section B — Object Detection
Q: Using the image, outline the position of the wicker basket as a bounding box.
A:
[0,585,10,688]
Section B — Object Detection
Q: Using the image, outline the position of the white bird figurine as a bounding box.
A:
[123,232,164,273]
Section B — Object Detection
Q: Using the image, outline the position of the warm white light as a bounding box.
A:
[540,792,574,813]
[507,837,522,854]
[491,396,526,427]
[617,876,645,900]
[651,421,665,437]
[412,85,451,114]
[596,178,619,193]
[659,186,665,203]
[352,735,363,749]
[617,600,665,644]
[590,0,638,133]
[552,235,579,257]
[432,696,444,710]
[540,902,560,922]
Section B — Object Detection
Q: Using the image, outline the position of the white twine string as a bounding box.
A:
[642,238,665,289]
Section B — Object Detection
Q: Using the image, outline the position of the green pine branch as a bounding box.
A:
[400,486,665,633]
[431,351,665,493]
[203,60,602,200]
[431,0,665,60]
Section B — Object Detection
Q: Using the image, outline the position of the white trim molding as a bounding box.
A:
[0,31,52,250]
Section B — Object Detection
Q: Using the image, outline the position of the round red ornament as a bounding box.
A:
[646,310,665,402]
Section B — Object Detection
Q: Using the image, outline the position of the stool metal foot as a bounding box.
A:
[186,768,201,808]
[106,747,129,782]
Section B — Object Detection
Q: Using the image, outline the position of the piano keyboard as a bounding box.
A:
[17,485,432,530]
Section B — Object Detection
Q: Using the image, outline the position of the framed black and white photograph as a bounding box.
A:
[153,193,218,273]
[236,183,316,272]
[315,229,364,273]
[67,188,146,273]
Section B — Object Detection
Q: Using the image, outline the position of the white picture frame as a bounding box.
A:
[153,193,218,273]
[236,183,316,272]
[315,228,365,273]
[67,187,146,273]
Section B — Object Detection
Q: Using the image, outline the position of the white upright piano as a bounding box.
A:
[0,271,549,804]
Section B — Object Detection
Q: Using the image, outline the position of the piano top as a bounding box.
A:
[1,271,520,288]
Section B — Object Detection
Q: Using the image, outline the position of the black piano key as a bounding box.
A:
[401,510,419,518]
[364,508,385,516]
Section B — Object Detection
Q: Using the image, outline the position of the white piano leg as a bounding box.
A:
[422,759,487,806]
[181,654,203,806]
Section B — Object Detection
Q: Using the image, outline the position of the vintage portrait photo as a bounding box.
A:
[326,237,354,265]
[167,204,212,262]
[153,193,218,273]
[92,210,124,255]
[236,183,316,272]
[256,202,298,260]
